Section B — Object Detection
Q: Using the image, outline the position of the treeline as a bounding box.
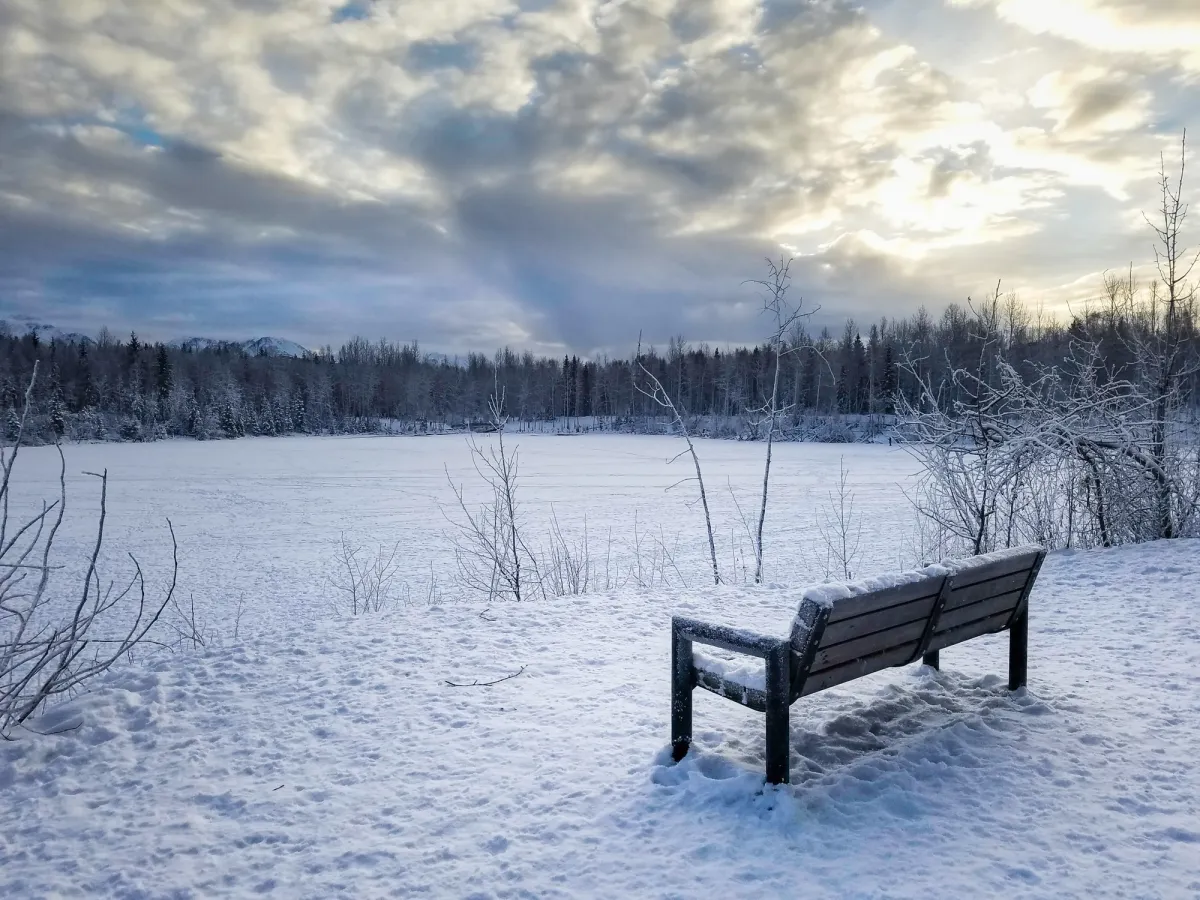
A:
[2,293,1199,445]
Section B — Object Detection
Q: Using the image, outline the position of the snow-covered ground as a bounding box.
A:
[3,436,1199,898]
[3,434,924,636]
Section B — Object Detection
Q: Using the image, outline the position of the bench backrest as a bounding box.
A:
[789,547,1045,699]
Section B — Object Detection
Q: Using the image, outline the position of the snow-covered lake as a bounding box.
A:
[6,435,1200,898]
[11,433,923,635]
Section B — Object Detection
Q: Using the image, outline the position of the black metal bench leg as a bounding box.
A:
[1008,610,1028,691]
[671,625,693,761]
[922,650,939,670]
[764,646,790,785]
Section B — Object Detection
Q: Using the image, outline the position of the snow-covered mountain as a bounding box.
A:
[168,336,222,352]
[239,336,309,358]
[167,336,311,357]
[2,318,309,357]
[1,318,92,345]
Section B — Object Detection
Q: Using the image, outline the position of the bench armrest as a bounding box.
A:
[672,616,788,658]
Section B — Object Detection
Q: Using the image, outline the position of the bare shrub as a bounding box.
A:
[169,592,211,650]
[1,365,179,736]
[327,533,404,615]
[540,509,593,597]
[815,457,862,579]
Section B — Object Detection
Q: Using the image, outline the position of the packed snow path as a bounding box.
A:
[3,541,1199,898]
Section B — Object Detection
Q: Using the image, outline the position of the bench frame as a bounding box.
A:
[670,550,1045,784]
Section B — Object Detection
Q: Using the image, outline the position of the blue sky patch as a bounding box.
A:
[331,2,370,24]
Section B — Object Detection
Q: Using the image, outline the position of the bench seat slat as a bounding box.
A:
[925,609,1013,653]
[943,569,1033,611]
[936,588,1023,633]
[825,578,944,624]
[820,594,939,646]
[800,642,921,695]
[811,619,928,671]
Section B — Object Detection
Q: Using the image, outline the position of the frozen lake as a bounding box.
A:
[11,433,923,635]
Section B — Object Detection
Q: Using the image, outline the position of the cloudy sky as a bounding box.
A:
[0,0,1196,355]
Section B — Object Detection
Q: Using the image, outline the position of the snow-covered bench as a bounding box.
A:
[670,546,1047,784]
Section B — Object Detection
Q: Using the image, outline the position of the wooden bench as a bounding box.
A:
[670,546,1046,784]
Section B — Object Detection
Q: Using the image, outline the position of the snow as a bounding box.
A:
[693,644,768,691]
[3,436,1200,898]
[2,435,925,638]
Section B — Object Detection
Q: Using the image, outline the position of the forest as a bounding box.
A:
[3,277,1197,445]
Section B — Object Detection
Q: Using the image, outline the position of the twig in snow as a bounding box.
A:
[445,665,526,687]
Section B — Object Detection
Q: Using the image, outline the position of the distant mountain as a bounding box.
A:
[239,336,309,358]
[1,318,93,345]
[2,318,309,358]
[168,336,222,352]
[168,336,310,357]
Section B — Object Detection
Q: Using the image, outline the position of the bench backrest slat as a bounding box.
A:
[945,553,1038,589]
[926,608,1014,653]
[824,577,945,624]
[820,586,943,645]
[942,569,1031,611]
[800,643,923,696]
[937,587,1025,633]
[811,618,928,671]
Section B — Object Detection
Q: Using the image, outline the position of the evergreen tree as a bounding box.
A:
[853,333,868,414]
[883,344,897,413]
[49,364,67,438]
[155,344,173,405]
[580,362,593,417]
[75,342,99,410]
[569,356,580,417]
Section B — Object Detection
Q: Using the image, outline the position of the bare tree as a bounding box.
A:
[744,257,815,581]
[445,386,541,601]
[1142,130,1199,538]
[1,365,179,736]
[633,336,721,585]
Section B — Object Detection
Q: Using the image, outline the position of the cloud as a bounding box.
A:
[0,0,1194,353]
[949,0,1200,72]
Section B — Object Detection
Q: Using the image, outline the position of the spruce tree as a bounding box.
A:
[853,333,868,414]
[883,344,897,413]
[155,344,173,405]
[569,356,579,417]
[580,362,592,418]
[5,407,20,443]
[49,364,67,438]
